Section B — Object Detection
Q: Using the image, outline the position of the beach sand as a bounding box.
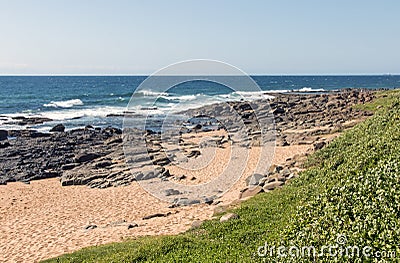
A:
[0,142,312,262]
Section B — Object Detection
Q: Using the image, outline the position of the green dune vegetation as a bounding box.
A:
[44,90,400,263]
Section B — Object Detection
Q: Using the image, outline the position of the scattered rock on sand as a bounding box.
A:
[164,188,182,196]
[263,181,284,191]
[142,212,171,220]
[127,223,139,229]
[239,185,263,199]
[245,173,264,186]
[173,198,201,207]
[84,224,97,230]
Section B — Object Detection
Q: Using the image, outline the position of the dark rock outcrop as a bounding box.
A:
[50,124,65,132]
[0,130,7,141]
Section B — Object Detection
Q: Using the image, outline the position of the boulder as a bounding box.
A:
[245,173,264,186]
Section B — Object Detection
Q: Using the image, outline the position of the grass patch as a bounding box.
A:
[353,88,400,112]
[43,91,400,263]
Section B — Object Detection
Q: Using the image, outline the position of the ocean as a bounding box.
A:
[0,75,399,131]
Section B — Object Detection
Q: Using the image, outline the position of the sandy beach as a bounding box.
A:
[0,145,309,262]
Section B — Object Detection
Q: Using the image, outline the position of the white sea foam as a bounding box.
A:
[296,87,325,92]
[43,99,84,108]
[161,94,198,101]
[42,106,125,120]
[264,89,291,93]
[2,106,125,122]
[229,91,275,100]
[135,90,169,97]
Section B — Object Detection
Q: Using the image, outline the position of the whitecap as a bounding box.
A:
[43,99,84,108]
[296,87,325,92]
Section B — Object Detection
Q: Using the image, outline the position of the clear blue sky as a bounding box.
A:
[0,0,399,75]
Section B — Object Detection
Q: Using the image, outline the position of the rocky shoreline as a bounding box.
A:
[0,89,375,192]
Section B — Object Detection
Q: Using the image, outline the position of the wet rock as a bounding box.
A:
[21,130,50,138]
[102,127,122,135]
[8,116,52,126]
[0,130,7,141]
[50,124,65,132]
[0,141,10,148]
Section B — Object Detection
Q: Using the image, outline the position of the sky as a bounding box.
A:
[0,0,399,75]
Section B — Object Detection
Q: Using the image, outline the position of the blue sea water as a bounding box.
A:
[0,75,399,131]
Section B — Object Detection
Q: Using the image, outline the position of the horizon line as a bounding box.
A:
[0,73,399,77]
